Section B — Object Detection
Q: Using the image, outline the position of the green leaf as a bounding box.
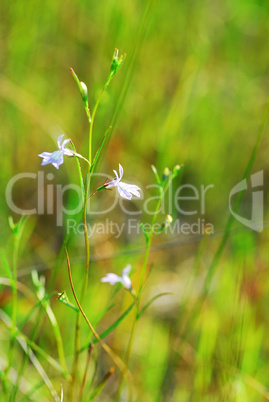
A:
[57,291,79,313]
[137,293,173,319]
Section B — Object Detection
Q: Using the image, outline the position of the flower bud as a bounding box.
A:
[164,214,173,227]
[156,214,173,234]
[109,48,126,81]
[70,68,89,106]
[172,164,181,178]
[80,81,88,103]
[162,167,170,182]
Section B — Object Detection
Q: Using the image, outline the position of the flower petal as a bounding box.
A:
[41,159,51,166]
[61,138,74,156]
[122,264,131,276]
[101,273,122,285]
[122,265,132,290]
[38,152,53,158]
[39,150,64,169]
[122,276,132,290]
[127,184,141,197]
[118,182,141,199]
[117,184,132,200]
[57,134,65,149]
[61,138,71,148]
[118,164,124,180]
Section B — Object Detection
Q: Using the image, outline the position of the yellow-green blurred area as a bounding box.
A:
[1,0,269,400]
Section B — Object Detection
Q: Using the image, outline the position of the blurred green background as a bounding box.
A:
[1,0,269,400]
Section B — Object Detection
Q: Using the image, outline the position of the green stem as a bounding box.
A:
[0,309,64,374]
[70,64,126,399]
[138,195,162,295]
[116,195,163,400]
[11,304,43,402]
[43,301,70,380]
[65,248,133,384]
[3,235,19,395]
[71,178,90,399]
[88,86,106,167]
[12,236,19,328]
[78,344,93,402]
[71,84,105,396]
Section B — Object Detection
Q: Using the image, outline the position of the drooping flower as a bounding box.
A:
[101,264,132,290]
[38,134,75,169]
[104,164,141,200]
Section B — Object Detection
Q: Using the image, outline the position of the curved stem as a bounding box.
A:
[71,191,90,398]
[70,147,90,398]
[65,248,133,385]
[71,82,106,398]
[116,196,163,400]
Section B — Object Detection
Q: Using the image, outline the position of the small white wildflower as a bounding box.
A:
[101,264,132,290]
[105,164,141,200]
[38,134,74,169]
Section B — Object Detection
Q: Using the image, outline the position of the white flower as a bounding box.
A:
[105,164,141,200]
[101,265,132,290]
[38,134,74,169]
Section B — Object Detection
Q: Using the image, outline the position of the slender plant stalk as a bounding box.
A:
[116,166,179,399]
[11,304,42,401]
[0,309,64,374]
[71,190,89,398]
[116,196,163,400]
[71,80,109,398]
[88,87,105,165]
[71,200,90,396]
[78,344,93,402]
[70,136,90,396]
[12,293,57,401]
[89,367,115,400]
[70,56,131,398]
[180,95,269,342]
[43,302,70,379]
[65,248,134,386]
[3,233,19,395]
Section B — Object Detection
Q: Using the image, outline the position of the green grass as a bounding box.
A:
[1,0,269,400]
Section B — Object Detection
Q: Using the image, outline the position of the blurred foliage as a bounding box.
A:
[1,0,269,400]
